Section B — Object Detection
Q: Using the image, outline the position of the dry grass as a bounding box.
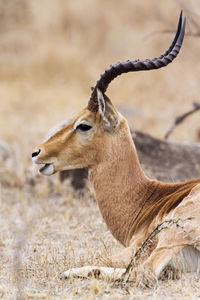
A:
[1,0,200,298]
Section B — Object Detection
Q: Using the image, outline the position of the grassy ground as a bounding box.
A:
[1,0,200,298]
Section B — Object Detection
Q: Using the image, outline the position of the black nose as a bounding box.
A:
[32,149,41,158]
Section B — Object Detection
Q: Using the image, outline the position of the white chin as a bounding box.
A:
[39,163,54,176]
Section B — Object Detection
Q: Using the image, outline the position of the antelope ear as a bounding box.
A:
[97,88,120,131]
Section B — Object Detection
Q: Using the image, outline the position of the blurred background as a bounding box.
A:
[1,0,200,164]
[1,1,200,298]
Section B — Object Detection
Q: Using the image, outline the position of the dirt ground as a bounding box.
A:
[1,0,200,298]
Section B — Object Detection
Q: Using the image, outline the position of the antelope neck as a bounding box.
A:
[89,126,157,246]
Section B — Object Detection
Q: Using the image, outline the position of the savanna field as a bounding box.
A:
[1,0,200,298]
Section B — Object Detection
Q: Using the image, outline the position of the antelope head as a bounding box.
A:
[32,13,186,176]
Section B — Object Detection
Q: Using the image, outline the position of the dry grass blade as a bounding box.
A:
[121,217,193,282]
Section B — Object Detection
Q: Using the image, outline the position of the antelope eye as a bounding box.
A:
[76,124,92,131]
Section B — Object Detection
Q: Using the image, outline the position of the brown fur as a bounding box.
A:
[33,94,200,282]
[131,179,200,237]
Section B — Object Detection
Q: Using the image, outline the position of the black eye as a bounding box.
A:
[76,124,92,131]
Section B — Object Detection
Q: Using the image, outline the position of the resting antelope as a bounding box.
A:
[32,13,200,284]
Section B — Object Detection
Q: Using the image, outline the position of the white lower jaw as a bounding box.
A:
[39,163,54,176]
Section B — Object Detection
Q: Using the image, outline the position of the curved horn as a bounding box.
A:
[88,12,186,112]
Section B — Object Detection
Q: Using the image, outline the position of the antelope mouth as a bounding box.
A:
[39,163,54,175]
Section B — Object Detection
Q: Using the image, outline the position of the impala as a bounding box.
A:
[32,13,200,284]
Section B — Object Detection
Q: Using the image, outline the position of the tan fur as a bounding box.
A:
[32,94,200,283]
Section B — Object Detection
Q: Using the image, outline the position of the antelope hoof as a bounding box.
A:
[59,270,71,280]
[87,269,102,279]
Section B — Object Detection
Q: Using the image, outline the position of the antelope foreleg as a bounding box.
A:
[59,266,125,281]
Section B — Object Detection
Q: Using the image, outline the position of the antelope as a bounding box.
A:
[32,12,200,285]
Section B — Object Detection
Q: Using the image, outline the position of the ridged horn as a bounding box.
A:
[88,11,186,112]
